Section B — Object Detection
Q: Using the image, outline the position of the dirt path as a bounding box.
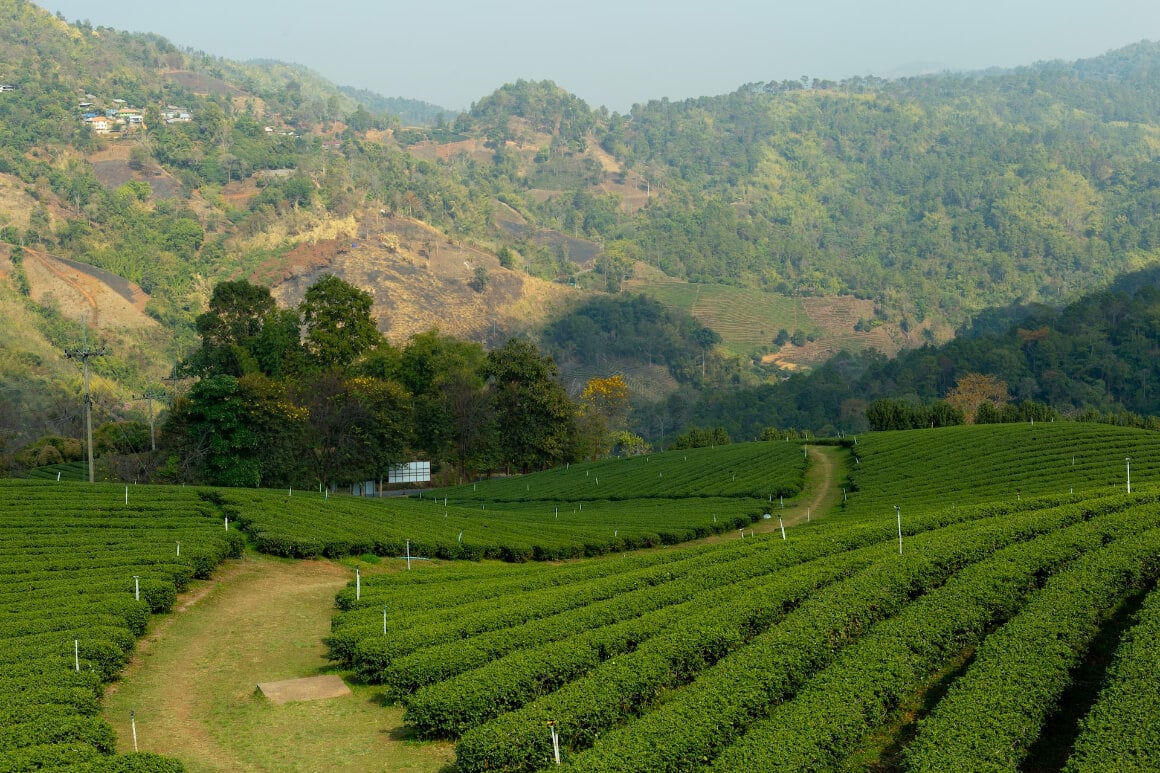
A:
[692,444,845,545]
[760,444,844,530]
[103,555,454,773]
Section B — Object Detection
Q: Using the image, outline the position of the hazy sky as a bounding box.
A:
[45,0,1160,112]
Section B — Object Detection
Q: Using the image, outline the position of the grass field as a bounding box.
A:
[631,281,815,358]
[628,280,916,374]
[102,555,455,773]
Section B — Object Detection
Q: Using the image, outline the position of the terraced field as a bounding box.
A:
[0,480,242,771]
[323,423,1160,772]
[7,422,1160,772]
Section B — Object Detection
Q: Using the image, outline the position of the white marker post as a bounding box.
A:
[74,638,79,672]
[124,486,128,505]
[131,709,138,752]
[807,507,810,522]
[548,721,561,765]
[895,505,903,555]
[224,516,229,531]
[406,539,411,571]
[778,516,786,540]
[1126,457,1132,494]
[176,542,180,557]
[355,566,361,601]
[383,606,388,635]
[133,575,140,602]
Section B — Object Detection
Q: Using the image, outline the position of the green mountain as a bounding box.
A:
[649,265,1160,440]
[7,0,1160,452]
[337,85,453,127]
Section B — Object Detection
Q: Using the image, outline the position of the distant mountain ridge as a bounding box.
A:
[5,0,1160,449]
[338,85,453,126]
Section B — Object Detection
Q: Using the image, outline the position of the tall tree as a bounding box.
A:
[300,274,381,370]
[946,373,1010,425]
[395,330,491,481]
[347,376,413,485]
[166,374,304,487]
[188,280,279,377]
[483,339,578,473]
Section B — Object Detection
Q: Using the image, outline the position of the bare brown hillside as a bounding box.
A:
[0,244,155,332]
[261,211,578,344]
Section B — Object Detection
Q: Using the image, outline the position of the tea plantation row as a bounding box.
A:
[432,442,808,502]
[327,482,1160,771]
[842,422,1160,517]
[0,481,242,772]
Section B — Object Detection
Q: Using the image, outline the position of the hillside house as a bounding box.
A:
[0,85,17,93]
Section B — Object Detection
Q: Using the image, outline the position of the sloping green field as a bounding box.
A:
[841,422,1160,518]
[325,422,1160,772]
[7,422,1160,771]
[632,281,817,357]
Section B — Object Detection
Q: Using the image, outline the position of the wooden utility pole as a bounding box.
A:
[165,360,181,401]
[64,325,107,483]
[132,388,165,451]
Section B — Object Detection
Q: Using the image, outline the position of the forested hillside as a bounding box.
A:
[5,0,1160,460]
[650,265,1160,440]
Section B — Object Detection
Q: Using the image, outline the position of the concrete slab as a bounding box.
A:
[256,674,351,704]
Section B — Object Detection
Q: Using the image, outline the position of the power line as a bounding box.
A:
[63,321,107,483]
[132,387,166,452]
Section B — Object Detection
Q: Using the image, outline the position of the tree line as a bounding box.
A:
[157,276,629,488]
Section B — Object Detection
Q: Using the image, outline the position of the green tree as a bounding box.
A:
[395,330,490,480]
[188,280,279,377]
[482,338,577,473]
[348,376,413,484]
[166,374,304,487]
[300,274,381,370]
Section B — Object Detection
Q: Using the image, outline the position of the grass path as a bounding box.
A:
[695,443,844,543]
[103,555,455,773]
[772,444,844,528]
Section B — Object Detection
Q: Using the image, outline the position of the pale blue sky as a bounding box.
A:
[45,0,1160,112]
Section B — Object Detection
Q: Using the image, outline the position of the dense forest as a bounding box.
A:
[646,266,1160,440]
[159,276,622,486]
